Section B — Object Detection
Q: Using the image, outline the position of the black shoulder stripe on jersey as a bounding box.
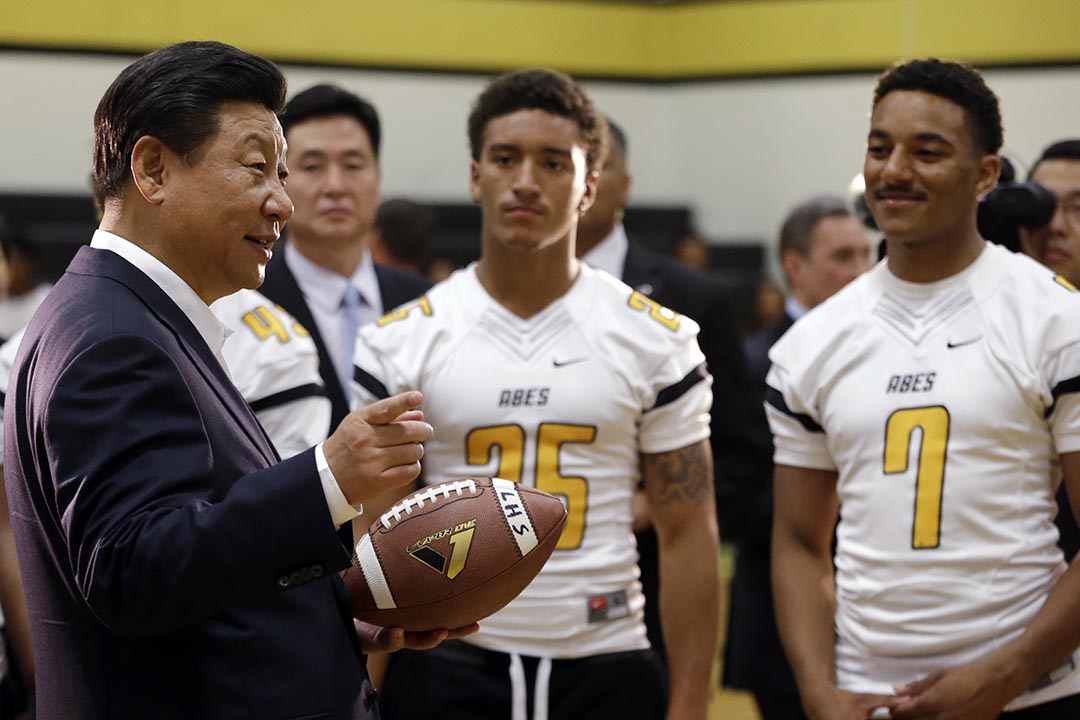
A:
[249,383,327,413]
[354,366,391,400]
[1047,374,1080,418]
[652,362,708,410]
[765,386,824,433]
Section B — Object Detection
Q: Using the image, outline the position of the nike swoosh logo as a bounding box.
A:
[946,336,982,349]
[552,357,588,368]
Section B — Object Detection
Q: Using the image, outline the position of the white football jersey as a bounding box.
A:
[351,263,712,658]
[213,289,331,459]
[767,243,1080,710]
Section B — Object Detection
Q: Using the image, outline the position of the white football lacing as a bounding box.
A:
[379,479,479,530]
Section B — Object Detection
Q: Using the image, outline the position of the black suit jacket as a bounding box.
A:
[4,247,373,719]
[259,246,432,431]
[620,240,772,664]
[722,311,801,698]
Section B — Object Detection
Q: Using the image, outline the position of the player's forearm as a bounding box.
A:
[985,456,1080,701]
[984,554,1080,702]
[641,441,719,719]
[771,520,839,705]
[657,522,720,719]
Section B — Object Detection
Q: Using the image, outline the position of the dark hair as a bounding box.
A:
[1030,139,1080,178]
[779,195,852,259]
[872,58,1003,156]
[93,41,287,205]
[468,69,607,173]
[279,84,381,159]
[605,116,627,163]
[375,198,438,267]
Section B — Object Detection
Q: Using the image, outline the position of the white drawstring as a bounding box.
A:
[533,656,552,720]
[509,652,528,720]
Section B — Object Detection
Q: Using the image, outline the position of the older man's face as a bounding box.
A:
[159,101,292,303]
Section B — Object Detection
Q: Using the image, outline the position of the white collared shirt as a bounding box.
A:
[285,242,382,386]
[581,223,630,279]
[90,229,233,374]
[91,230,359,528]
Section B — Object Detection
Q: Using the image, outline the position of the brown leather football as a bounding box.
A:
[343,477,567,631]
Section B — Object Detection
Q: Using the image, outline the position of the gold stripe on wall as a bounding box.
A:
[3,0,1079,79]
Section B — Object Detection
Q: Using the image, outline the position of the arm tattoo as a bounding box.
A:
[641,441,712,510]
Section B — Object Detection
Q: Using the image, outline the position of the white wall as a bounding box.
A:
[3,50,1079,267]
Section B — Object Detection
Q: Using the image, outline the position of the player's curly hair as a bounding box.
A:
[873,58,1003,156]
[468,69,607,173]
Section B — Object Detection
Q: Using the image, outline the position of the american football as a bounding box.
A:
[344,477,567,631]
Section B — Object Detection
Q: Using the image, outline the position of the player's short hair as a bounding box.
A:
[279,84,382,159]
[1030,139,1080,178]
[93,41,286,205]
[468,69,607,173]
[873,58,1003,156]
[779,195,852,259]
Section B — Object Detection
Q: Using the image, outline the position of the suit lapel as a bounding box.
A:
[621,240,666,299]
[261,252,350,427]
[70,248,278,465]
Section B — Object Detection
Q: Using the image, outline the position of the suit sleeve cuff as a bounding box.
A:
[315,442,363,528]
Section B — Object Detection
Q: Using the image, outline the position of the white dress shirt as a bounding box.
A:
[284,242,382,389]
[580,222,630,279]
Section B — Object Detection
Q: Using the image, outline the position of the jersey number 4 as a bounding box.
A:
[884,406,951,549]
[465,423,596,550]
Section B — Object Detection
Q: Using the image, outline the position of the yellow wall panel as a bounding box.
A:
[2,0,1079,78]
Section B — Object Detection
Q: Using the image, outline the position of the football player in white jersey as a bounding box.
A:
[769,59,1080,720]
[350,69,719,720]
[211,289,330,458]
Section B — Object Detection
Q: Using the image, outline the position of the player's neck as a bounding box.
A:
[885,231,986,283]
[476,246,580,320]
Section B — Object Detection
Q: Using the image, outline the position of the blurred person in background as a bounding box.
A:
[576,115,771,668]
[1019,139,1080,562]
[370,197,439,276]
[724,195,870,720]
[260,84,430,438]
[0,223,50,344]
[672,232,712,272]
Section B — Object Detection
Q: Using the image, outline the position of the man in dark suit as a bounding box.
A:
[259,85,431,433]
[576,117,773,665]
[2,42,467,719]
[725,195,870,720]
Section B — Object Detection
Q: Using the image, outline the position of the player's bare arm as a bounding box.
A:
[641,439,719,720]
[889,451,1080,720]
[772,464,895,720]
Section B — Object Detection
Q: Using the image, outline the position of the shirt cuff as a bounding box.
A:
[316,442,363,528]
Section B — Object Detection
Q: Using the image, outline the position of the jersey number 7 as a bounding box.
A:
[884,406,951,549]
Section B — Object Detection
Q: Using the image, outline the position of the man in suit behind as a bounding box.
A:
[724,195,870,720]
[575,117,772,665]
[260,85,431,434]
[3,41,467,719]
